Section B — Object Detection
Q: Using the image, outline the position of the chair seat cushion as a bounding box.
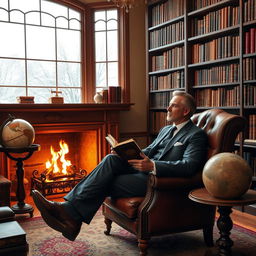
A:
[104,197,144,219]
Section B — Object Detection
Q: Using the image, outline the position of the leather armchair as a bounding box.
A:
[102,109,246,256]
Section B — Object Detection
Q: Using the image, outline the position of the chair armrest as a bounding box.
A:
[148,172,203,191]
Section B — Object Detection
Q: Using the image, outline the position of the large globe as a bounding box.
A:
[1,119,35,148]
[202,152,253,199]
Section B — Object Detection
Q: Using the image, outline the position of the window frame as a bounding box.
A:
[52,0,130,103]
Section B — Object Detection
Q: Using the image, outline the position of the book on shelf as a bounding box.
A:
[16,96,34,104]
[105,134,143,161]
[244,139,256,145]
[108,86,121,103]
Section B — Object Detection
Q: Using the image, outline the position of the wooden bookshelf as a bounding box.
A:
[146,0,256,215]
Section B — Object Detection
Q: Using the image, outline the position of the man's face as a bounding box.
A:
[166,96,190,125]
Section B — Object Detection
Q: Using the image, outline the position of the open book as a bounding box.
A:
[105,134,143,161]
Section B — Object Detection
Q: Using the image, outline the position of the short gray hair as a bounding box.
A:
[173,91,197,117]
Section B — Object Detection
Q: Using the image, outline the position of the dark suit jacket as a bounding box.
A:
[142,120,208,177]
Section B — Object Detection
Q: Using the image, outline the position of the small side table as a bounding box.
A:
[189,188,256,256]
[0,144,40,217]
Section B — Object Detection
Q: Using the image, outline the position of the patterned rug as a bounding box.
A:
[18,210,256,256]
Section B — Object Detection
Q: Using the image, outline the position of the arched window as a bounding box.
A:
[0,0,129,103]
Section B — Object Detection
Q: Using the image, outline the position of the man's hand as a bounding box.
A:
[128,153,154,172]
[110,147,118,155]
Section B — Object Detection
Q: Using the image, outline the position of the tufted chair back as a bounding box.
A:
[102,109,246,256]
[192,109,246,159]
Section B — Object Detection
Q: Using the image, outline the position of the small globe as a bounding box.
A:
[1,118,35,148]
[202,152,253,199]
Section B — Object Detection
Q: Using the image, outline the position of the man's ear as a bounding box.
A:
[183,107,190,117]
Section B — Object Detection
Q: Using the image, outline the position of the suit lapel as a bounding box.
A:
[147,126,174,158]
[158,121,194,159]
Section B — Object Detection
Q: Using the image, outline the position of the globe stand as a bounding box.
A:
[0,144,40,217]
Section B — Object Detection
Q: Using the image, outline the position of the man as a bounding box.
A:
[32,91,208,242]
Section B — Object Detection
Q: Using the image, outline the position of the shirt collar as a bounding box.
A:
[174,119,190,132]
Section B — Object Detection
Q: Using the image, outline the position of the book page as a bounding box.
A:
[105,134,118,147]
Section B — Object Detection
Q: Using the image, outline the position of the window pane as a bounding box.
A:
[0,8,8,21]
[95,32,107,62]
[0,87,26,103]
[61,88,81,103]
[95,20,106,31]
[69,9,80,20]
[96,63,106,87]
[26,11,40,25]
[0,0,8,10]
[41,0,68,18]
[10,0,40,13]
[70,19,80,30]
[107,31,118,61]
[95,32,106,61]
[57,29,81,61]
[41,12,55,27]
[30,87,82,103]
[58,62,81,87]
[95,11,105,22]
[10,9,24,23]
[28,87,52,103]
[0,59,25,85]
[27,60,56,86]
[107,10,117,20]
[108,62,118,86]
[107,19,117,30]
[26,25,55,60]
[0,22,25,58]
[56,16,68,29]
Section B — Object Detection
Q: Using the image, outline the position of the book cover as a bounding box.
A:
[105,134,142,161]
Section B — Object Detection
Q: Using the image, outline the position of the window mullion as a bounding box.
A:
[24,16,28,96]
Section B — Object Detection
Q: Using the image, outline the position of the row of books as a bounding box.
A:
[248,115,256,140]
[98,87,122,103]
[243,58,256,81]
[194,63,240,86]
[190,0,223,11]
[244,0,256,22]
[151,46,184,71]
[150,111,169,134]
[243,151,256,177]
[150,0,184,27]
[150,91,172,109]
[192,35,240,63]
[149,21,184,49]
[195,86,240,107]
[244,86,256,106]
[149,71,184,91]
[190,6,239,37]
[244,27,256,54]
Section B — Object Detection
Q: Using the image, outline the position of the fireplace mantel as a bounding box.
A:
[0,103,132,112]
[0,103,132,178]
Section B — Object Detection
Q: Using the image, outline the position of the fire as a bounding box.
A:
[45,140,72,177]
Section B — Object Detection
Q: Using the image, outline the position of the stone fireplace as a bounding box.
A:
[0,103,130,195]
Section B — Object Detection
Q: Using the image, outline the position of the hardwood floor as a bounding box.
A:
[13,195,256,232]
[230,209,256,232]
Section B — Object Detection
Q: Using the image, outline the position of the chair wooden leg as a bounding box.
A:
[104,217,112,235]
[138,239,148,256]
[203,225,214,247]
